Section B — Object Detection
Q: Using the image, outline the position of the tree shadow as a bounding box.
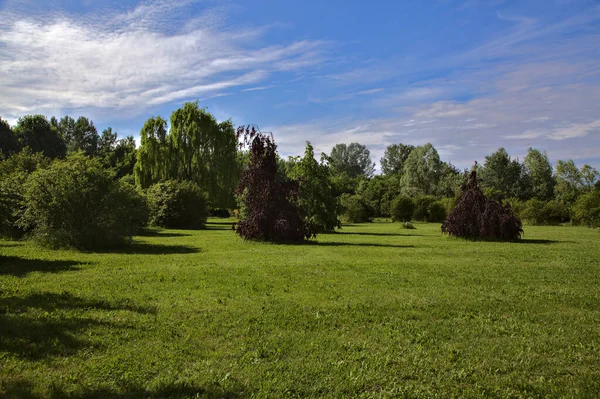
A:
[0,292,155,360]
[205,225,234,231]
[514,239,564,244]
[136,229,192,238]
[1,379,249,398]
[91,242,201,255]
[0,256,84,277]
[278,241,415,249]
[207,221,237,226]
[334,231,425,237]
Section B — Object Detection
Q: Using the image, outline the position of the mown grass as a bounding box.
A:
[1,220,599,398]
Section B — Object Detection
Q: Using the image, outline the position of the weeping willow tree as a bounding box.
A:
[134,102,239,208]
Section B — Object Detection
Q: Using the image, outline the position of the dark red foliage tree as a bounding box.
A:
[442,171,523,240]
[235,126,311,242]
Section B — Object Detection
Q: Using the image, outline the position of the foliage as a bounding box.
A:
[325,142,375,178]
[428,201,447,223]
[523,148,555,200]
[520,199,567,226]
[147,180,207,229]
[571,189,600,228]
[358,175,402,217]
[0,149,50,239]
[413,195,437,221]
[390,196,415,222]
[380,143,415,176]
[0,118,19,156]
[209,208,231,218]
[400,143,442,196]
[135,102,239,208]
[22,153,146,249]
[13,115,66,158]
[235,126,310,241]
[442,171,523,240]
[554,160,582,207]
[290,142,341,233]
[51,116,99,156]
[340,193,373,223]
[479,148,523,199]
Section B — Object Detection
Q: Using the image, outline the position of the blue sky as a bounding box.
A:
[1,0,599,171]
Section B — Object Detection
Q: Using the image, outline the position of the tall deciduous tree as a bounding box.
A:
[380,143,415,176]
[554,159,582,206]
[53,116,100,156]
[134,102,239,207]
[13,115,66,158]
[479,148,522,198]
[400,143,442,196]
[326,143,375,178]
[523,148,555,200]
[0,118,19,156]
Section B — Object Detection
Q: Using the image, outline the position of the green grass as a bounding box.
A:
[1,220,599,398]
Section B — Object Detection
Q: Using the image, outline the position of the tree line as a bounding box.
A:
[1,102,599,249]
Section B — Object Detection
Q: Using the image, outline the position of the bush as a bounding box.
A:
[442,171,523,240]
[572,190,600,228]
[340,194,373,223]
[413,196,436,221]
[390,196,415,222]
[0,150,50,239]
[22,154,146,249]
[147,180,208,229]
[428,201,447,223]
[520,199,566,225]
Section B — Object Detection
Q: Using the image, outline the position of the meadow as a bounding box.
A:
[1,220,599,398]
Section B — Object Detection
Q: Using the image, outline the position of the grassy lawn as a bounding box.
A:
[1,220,599,398]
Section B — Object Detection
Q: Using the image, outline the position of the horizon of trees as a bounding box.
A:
[1,105,599,246]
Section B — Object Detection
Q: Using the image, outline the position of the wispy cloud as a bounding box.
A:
[0,0,327,119]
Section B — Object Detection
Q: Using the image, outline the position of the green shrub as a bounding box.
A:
[572,190,600,228]
[428,201,447,223]
[340,193,373,223]
[0,150,50,239]
[390,196,415,222]
[413,195,436,221]
[147,180,208,229]
[520,198,566,225]
[22,154,146,249]
[402,221,416,229]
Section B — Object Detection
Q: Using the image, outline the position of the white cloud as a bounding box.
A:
[548,120,600,141]
[0,1,327,119]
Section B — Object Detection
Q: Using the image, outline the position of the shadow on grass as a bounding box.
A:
[311,242,415,248]
[205,225,234,231]
[136,229,192,238]
[515,239,564,244]
[1,379,248,399]
[0,292,155,360]
[0,256,84,277]
[272,241,414,248]
[334,231,425,237]
[207,221,237,226]
[92,242,201,255]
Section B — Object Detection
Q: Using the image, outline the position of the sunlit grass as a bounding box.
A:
[1,220,599,398]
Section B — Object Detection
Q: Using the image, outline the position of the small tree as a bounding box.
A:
[22,153,147,249]
[291,142,341,233]
[442,171,523,240]
[147,180,207,229]
[235,126,310,241]
[390,196,415,222]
